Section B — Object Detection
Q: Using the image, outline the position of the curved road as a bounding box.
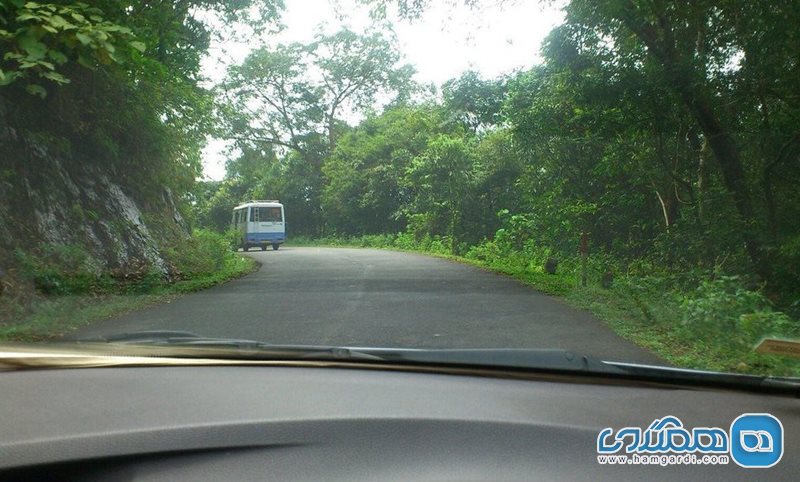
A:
[75,247,661,363]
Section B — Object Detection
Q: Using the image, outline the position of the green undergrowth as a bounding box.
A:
[0,230,257,341]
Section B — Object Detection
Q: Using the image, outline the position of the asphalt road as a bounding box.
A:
[74,247,662,363]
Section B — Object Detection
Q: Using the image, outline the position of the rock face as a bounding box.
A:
[0,96,189,277]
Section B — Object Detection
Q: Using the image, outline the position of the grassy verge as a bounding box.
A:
[0,233,257,342]
[564,284,798,376]
[289,235,800,377]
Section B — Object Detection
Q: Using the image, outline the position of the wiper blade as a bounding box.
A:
[91,330,277,349]
[76,331,384,361]
[604,361,800,395]
[63,331,800,396]
[81,332,616,371]
[349,347,623,374]
[336,348,800,395]
[76,332,625,373]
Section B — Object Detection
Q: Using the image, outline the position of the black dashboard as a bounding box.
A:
[0,365,796,480]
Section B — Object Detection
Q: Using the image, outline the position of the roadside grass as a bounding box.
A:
[566,285,799,376]
[0,293,173,341]
[288,236,800,377]
[170,253,256,293]
[0,242,257,342]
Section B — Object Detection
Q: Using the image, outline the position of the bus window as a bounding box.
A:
[249,207,283,222]
[265,207,282,222]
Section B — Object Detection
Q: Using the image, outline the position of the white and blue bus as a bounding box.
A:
[232,201,286,251]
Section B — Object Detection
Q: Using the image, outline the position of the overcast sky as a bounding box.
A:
[200,0,565,181]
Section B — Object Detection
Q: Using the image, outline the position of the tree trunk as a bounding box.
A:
[762,171,778,242]
[671,76,770,281]
[328,117,337,154]
[655,189,672,231]
[620,11,772,282]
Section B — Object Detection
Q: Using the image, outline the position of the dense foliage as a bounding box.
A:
[0,0,280,325]
[1,0,282,197]
[198,1,799,299]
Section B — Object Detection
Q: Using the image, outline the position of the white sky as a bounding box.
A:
[200,0,565,180]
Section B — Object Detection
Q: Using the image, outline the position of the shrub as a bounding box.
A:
[223,228,242,251]
[429,236,451,255]
[164,229,231,278]
[14,244,100,295]
[737,311,796,346]
[121,267,166,294]
[393,232,417,250]
[678,275,795,348]
[465,240,503,262]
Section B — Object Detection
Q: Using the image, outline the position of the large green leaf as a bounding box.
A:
[48,14,74,29]
[46,49,68,64]
[74,31,90,45]
[17,33,47,59]
[40,70,69,84]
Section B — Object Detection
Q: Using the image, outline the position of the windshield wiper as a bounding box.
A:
[25,331,800,396]
[76,330,386,361]
[358,348,799,396]
[77,330,622,373]
[76,331,606,370]
[603,361,800,396]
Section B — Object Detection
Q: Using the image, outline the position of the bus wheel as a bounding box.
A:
[243,244,249,252]
[272,244,280,251]
[261,244,267,251]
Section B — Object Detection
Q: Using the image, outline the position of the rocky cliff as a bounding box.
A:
[0,96,189,288]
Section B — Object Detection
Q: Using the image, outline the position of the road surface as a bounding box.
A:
[74,247,661,363]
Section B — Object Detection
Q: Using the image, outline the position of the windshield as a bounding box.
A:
[0,0,798,381]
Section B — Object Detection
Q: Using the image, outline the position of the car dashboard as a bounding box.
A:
[0,364,797,481]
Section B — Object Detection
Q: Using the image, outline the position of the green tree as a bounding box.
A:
[219,27,413,234]
[220,28,413,157]
[554,0,800,282]
[407,134,475,253]
[442,70,506,133]
[323,104,449,234]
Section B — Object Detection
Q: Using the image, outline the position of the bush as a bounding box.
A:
[393,231,416,250]
[14,244,101,295]
[223,228,243,251]
[164,229,232,278]
[121,267,165,294]
[737,311,796,346]
[359,234,395,248]
[678,275,796,348]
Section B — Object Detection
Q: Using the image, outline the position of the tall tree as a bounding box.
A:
[407,134,475,253]
[557,0,800,280]
[220,27,413,159]
[373,0,800,282]
[322,104,449,234]
[442,70,506,133]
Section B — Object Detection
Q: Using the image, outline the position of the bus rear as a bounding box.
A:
[232,201,285,251]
